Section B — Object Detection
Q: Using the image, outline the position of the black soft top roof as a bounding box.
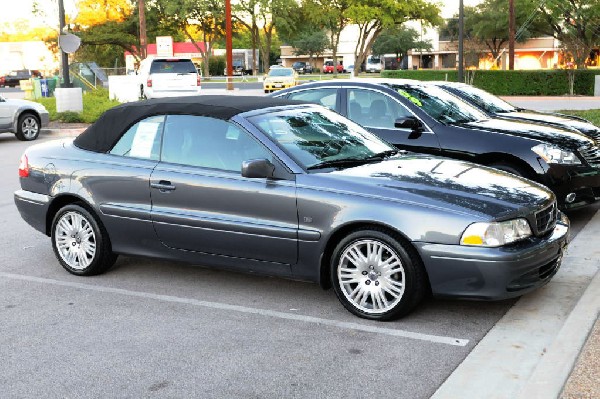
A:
[73,95,305,153]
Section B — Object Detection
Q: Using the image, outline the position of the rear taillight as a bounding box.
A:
[196,75,201,86]
[18,154,29,178]
[147,78,152,88]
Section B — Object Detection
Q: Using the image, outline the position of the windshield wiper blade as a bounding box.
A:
[307,158,372,170]
[364,149,400,160]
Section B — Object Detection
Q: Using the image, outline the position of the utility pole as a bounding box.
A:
[508,0,515,70]
[58,0,71,87]
[138,0,147,59]
[458,0,464,82]
[225,0,233,90]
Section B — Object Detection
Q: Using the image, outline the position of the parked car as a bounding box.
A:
[263,67,298,93]
[138,57,201,99]
[271,79,600,209]
[292,61,313,74]
[14,96,568,320]
[323,60,345,74]
[0,70,43,87]
[0,95,49,141]
[432,82,600,142]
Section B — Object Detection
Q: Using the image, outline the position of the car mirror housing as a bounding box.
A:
[395,116,423,131]
[242,158,275,179]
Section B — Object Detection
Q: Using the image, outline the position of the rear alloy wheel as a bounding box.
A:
[15,113,40,141]
[331,229,426,320]
[51,204,117,276]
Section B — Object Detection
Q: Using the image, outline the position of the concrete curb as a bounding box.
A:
[432,210,600,399]
[518,269,600,398]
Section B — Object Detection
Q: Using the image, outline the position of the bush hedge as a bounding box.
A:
[35,88,121,123]
[381,69,600,96]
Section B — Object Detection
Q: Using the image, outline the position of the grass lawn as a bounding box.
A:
[34,88,121,123]
[558,109,600,126]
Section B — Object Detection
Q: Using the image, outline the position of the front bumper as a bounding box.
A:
[14,189,51,235]
[539,164,600,209]
[415,219,569,300]
[264,82,296,91]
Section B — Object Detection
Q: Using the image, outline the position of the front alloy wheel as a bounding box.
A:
[16,113,40,141]
[331,229,426,320]
[51,204,117,276]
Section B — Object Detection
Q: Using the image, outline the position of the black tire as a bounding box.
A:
[140,85,147,100]
[15,113,40,141]
[330,228,427,321]
[51,204,117,276]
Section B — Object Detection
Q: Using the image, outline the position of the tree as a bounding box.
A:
[348,0,441,76]
[532,0,600,68]
[74,0,133,27]
[233,0,261,75]
[469,0,544,67]
[292,30,330,66]
[303,0,351,76]
[371,25,431,65]
[256,0,299,72]
[158,0,225,77]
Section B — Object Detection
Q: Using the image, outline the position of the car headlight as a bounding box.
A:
[532,144,581,165]
[460,218,532,247]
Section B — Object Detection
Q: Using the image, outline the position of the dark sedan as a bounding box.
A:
[15,96,569,320]
[271,79,600,209]
[432,81,600,142]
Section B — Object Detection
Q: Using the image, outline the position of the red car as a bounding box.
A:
[323,60,344,73]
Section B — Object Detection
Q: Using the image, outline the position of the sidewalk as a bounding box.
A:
[433,210,600,399]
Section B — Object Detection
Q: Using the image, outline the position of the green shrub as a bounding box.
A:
[381,69,600,96]
[559,110,600,126]
[34,88,120,123]
[209,56,226,76]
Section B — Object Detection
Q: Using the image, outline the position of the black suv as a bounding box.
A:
[1,70,42,87]
[432,81,600,142]
[271,79,600,209]
[292,61,313,74]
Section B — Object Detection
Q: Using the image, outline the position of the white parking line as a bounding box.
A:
[1,272,469,346]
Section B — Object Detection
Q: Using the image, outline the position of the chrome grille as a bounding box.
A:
[535,201,557,236]
[578,143,600,168]
[587,130,600,142]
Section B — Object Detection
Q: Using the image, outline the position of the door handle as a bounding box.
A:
[150,180,176,192]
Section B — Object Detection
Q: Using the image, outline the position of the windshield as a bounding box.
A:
[452,85,516,113]
[268,68,294,77]
[249,107,393,170]
[386,84,488,124]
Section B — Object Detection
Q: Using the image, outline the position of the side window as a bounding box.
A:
[347,89,412,129]
[287,89,338,110]
[161,115,272,173]
[109,115,164,160]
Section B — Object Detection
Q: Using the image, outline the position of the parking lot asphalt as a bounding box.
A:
[1,88,599,398]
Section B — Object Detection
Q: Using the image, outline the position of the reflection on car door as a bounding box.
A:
[344,88,441,155]
[150,114,299,266]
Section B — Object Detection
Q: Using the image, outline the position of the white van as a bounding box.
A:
[366,56,383,73]
[139,57,201,99]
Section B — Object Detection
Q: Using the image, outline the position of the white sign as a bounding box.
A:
[156,36,174,57]
[130,122,160,158]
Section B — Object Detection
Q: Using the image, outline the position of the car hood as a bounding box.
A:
[460,118,594,150]
[265,76,294,82]
[310,154,552,219]
[499,110,599,137]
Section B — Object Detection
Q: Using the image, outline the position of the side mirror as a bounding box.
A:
[394,116,423,131]
[242,158,275,179]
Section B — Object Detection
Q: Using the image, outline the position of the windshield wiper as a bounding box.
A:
[307,158,373,170]
[363,149,400,160]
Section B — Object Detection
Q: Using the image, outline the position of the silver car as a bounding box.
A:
[14,96,569,320]
[0,95,49,141]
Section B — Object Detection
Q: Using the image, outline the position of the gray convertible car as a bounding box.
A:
[14,96,569,320]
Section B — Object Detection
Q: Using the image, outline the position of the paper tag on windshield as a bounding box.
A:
[130,122,159,158]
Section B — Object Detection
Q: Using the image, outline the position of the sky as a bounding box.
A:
[0,0,481,27]
[0,0,78,27]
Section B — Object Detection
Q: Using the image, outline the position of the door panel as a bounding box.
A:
[151,115,298,265]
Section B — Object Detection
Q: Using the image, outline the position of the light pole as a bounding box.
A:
[139,0,147,59]
[225,0,233,90]
[458,0,464,82]
[508,0,515,70]
[58,0,71,87]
